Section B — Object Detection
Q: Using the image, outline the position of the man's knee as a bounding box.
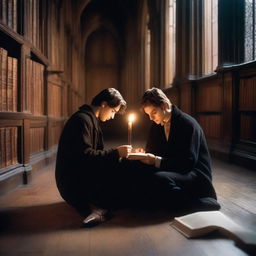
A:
[153,172,179,191]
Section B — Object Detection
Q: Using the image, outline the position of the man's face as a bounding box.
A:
[144,104,166,125]
[99,103,121,122]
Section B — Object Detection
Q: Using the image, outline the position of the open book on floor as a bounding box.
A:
[127,153,148,160]
[171,211,256,250]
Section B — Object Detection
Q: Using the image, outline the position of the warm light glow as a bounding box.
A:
[128,113,136,123]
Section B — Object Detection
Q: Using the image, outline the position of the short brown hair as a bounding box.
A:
[141,87,171,109]
[91,88,127,114]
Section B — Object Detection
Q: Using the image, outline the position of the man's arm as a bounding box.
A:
[160,124,201,173]
[76,116,120,161]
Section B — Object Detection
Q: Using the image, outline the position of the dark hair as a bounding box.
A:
[141,87,171,108]
[91,88,127,114]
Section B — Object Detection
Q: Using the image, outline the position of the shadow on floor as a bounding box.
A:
[0,201,195,234]
[0,202,83,234]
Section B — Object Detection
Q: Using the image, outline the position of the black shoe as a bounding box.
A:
[82,209,113,228]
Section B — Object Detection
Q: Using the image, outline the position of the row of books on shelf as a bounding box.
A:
[0,0,17,32]
[1,0,46,53]
[26,58,45,115]
[0,127,18,170]
[0,47,18,112]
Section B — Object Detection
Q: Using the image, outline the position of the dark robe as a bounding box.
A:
[55,104,119,214]
[145,104,217,200]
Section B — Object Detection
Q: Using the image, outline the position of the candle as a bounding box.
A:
[128,113,135,146]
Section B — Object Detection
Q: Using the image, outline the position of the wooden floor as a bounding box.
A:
[0,158,255,256]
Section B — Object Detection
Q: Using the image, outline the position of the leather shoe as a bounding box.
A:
[82,210,113,228]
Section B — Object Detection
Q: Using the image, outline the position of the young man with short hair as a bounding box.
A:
[55,88,131,227]
[127,87,220,211]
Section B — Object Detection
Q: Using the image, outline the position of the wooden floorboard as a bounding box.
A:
[0,159,255,256]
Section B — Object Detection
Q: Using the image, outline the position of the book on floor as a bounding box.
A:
[171,211,256,249]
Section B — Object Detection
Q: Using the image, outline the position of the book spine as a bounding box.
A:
[0,128,5,169]
[11,127,18,165]
[1,48,8,112]
[33,60,36,114]
[7,56,13,112]
[26,58,31,112]
[14,127,18,164]
[5,128,11,166]
[13,57,18,111]
[40,63,44,115]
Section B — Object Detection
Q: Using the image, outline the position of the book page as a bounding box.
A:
[171,211,256,246]
[172,211,242,233]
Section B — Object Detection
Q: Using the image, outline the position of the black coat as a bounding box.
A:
[145,105,217,198]
[55,104,119,207]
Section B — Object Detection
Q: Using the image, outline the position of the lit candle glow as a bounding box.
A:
[128,113,135,146]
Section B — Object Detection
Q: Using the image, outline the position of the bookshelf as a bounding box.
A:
[0,0,66,193]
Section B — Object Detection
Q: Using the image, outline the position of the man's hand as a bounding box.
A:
[135,148,145,153]
[139,153,156,165]
[117,145,132,158]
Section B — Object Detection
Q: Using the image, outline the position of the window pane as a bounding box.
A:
[166,0,176,86]
[145,26,151,90]
[245,0,255,62]
[203,0,218,75]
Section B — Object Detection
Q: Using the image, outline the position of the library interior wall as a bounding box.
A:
[0,0,255,196]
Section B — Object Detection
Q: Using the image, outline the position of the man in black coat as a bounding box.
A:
[126,87,220,211]
[55,88,131,226]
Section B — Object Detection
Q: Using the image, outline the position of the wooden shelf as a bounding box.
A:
[30,46,49,66]
[0,22,24,45]
[0,112,32,120]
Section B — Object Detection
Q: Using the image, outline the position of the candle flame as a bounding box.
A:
[128,113,135,123]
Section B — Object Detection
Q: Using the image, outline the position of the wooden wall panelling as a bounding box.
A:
[179,82,192,115]
[230,66,256,169]
[194,76,226,158]
[62,81,68,117]
[239,72,256,143]
[44,68,64,167]
[222,71,234,153]
[165,86,180,107]
[240,113,256,141]
[47,74,62,117]
[29,117,47,174]
[85,29,120,104]
[196,79,222,113]
[49,121,63,149]
[239,76,256,111]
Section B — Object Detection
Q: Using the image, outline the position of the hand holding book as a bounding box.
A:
[127,152,156,165]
